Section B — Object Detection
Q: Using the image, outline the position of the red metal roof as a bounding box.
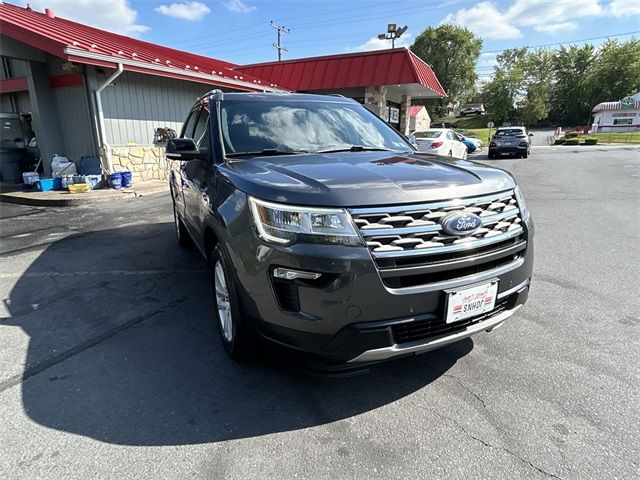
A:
[0,2,280,92]
[237,48,446,97]
[408,105,425,116]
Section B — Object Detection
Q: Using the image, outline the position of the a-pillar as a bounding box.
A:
[364,85,388,119]
[25,61,64,176]
[399,94,412,135]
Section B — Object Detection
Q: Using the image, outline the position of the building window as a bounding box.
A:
[613,118,633,125]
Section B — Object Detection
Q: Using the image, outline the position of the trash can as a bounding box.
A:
[0,149,25,183]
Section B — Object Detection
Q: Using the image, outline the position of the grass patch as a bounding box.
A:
[588,132,640,144]
[463,128,493,142]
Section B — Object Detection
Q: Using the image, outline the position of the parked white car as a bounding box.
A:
[411,128,468,159]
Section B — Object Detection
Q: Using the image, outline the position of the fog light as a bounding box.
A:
[273,267,322,281]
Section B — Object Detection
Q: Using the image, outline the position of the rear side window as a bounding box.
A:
[181,110,199,139]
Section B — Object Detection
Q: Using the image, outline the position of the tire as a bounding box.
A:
[172,195,191,248]
[209,245,257,362]
[522,150,529,159]
[488,151,495,159]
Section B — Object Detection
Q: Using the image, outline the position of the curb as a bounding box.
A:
[0,185,168,207]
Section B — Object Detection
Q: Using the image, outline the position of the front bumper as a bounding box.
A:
[226,220,534,365]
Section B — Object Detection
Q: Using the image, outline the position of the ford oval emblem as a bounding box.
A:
[441,212,482,236]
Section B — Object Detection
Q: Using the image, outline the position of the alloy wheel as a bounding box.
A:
[214,261,233,342]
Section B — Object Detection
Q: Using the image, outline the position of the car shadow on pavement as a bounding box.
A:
[3,223,473,446]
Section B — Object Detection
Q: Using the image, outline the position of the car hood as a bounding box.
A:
[219,151,515,207]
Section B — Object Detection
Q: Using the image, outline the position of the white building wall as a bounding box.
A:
[593,108,640,133]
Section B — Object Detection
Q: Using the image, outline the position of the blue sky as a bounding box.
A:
[23,0,640,76]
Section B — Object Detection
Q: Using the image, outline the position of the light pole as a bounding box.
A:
[377,23,408,48]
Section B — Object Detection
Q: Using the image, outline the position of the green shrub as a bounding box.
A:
[564,138,580,145]
[554,138,566,145]
[583,138,598,145]
[565,132,579,139]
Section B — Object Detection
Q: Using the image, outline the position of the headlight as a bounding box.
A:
[248,196,361,246]
[514,186,534,232]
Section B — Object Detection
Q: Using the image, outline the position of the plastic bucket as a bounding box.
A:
[107,172,122,189]
[52,177,63,190]
[120,171,133,188]
[36,178,54,191]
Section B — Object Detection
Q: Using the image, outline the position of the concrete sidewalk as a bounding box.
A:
[0,180,169,207]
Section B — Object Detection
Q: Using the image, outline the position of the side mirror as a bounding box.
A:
[166,138,207,161]
[529,133,534,137]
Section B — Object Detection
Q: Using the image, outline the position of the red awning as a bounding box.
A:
[237,48,446,97]
[0,2,281,92]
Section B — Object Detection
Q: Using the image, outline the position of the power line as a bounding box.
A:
[480,31,640,54]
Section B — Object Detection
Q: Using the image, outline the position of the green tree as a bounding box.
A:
[518,49,553,127]
[548,44,596,125]
[584,39,640,106]
[411,24,483,113]
[481,48,527,124]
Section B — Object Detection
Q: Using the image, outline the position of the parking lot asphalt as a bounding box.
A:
[1,146,639,479]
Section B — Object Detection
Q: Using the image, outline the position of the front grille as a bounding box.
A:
[392,299,510,344]
[350,190,526,287]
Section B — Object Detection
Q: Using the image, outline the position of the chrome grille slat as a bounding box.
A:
[371,227,523,258]
[350,189,526,262]
[352,191,516,216]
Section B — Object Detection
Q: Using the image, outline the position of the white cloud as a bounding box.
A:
[442,1,521,40]
[155,2,211,21]
[441,0,630,39]
[534,21,578,33]
[478,52,498,67]
[608,0,640,16]
[25,0,149,35]
[352,33,413,52]
[223,0,257,13]
[507,0,601,32]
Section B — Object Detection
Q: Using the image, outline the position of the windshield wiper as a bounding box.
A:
[226,149,308,158]
[315,145,391,153]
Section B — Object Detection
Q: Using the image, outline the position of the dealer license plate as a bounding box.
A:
[445,281,498,324]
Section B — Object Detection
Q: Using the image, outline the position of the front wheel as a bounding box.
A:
[210,245,257,361]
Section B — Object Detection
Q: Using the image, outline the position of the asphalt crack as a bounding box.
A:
[431,410,563,480]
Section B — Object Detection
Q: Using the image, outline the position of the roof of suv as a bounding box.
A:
[207,92,357,103]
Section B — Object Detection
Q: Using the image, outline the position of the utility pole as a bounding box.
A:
[270,21,289,61]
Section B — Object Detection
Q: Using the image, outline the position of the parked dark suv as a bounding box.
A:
[168,91,534,367]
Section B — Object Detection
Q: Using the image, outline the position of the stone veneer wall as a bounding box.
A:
[110,145,169,182]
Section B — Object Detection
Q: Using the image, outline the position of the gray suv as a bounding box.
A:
[167,91,534,368]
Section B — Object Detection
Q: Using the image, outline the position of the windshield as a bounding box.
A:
[495,128,525,136]
[219,99,412,155]
[413,131,442,139]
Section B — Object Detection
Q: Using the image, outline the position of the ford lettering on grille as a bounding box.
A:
[441,212,482,236]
